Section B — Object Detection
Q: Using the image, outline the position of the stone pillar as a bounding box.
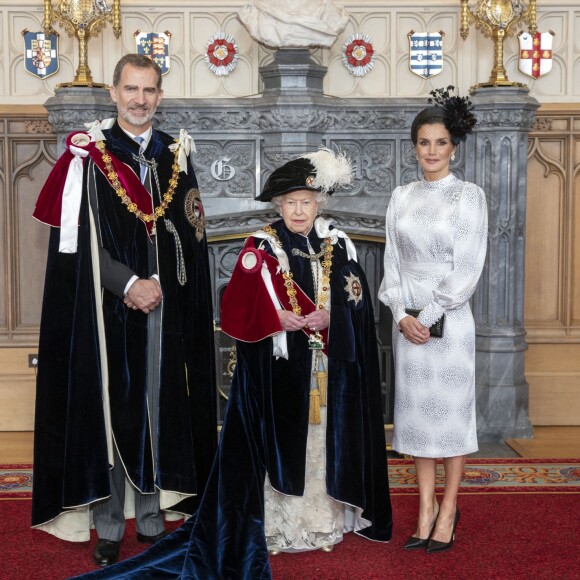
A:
[258,48,328,156]
[469,86,539,441]
[44,86,115,154]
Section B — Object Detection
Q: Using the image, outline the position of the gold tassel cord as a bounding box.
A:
[309,389,321,425]
[317,370,327,407]
[313,350,327,407]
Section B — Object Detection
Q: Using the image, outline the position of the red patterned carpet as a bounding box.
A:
[388,457,580,494]
[1,459,579,579]
[4,458,579,498]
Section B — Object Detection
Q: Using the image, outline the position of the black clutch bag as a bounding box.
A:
[405,308,445,338]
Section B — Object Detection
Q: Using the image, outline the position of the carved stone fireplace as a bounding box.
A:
[44,48,538,441]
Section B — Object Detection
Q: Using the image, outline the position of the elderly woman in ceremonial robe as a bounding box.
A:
[76,149,393,580]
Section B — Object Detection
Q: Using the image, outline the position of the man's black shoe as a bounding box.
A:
[93,539,121,567]
[136,529,168,544]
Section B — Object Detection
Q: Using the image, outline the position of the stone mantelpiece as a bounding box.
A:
[43,49,538,440]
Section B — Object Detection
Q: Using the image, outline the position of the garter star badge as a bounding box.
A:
[408,31,444,79]
[135,31,171,75]
[342,33,375,77]
[23,30,59,79]
[205,32,238,77]
[184,188,207,241]
[518,31,554,79]
[344,272,363,306]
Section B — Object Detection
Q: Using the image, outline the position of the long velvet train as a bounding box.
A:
[76,220,393,579]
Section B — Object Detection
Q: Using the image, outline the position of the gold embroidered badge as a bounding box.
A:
[344,272,363,305]
[184,188,207,241]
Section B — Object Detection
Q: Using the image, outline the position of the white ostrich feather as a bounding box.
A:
[300,147,353,194]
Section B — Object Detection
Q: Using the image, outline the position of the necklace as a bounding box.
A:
[262,225,333,316]
[263,224,332,425]
[96,140,181,224]
[291,241,330,261]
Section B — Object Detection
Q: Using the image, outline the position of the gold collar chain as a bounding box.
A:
[262,225,333,315]
[96,140,181,223]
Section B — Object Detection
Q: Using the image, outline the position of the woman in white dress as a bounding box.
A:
[379,88,487,554]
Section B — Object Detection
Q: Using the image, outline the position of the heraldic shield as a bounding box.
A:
[135,31,171,75]
[408,31,443,79]
[518,31,554,79]
[23,30,59,79]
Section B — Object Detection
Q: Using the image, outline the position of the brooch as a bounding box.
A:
[184,188,207,241]
[344,272,363,306]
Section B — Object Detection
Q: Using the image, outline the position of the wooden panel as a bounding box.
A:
[0,431,34,463]
[0,348,37,430]
[524,143,565,324]
[0,378,35,431]
[527,375,580,425]
[572,137,580,325]
[517,106,580,426]
[526,343,580,372]
[525,344,580,425]
[526,106,580,343]
[0,107,54,345]
[14,140,54,331]
[0,135,5,331]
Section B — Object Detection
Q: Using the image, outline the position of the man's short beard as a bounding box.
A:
[120,108,154,128]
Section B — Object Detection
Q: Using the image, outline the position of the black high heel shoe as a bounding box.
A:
[403,507,440,550]
[426,508,460,554]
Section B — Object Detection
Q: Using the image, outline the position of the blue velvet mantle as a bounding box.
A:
[32,122,217,528]
[77,220,392,579]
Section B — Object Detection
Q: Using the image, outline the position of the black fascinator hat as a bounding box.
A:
[411,85,476,146]
[256,148,353,202]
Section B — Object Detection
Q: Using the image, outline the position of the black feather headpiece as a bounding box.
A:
[427,85,476,144]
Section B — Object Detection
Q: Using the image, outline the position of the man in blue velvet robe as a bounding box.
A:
[31,54,216,567]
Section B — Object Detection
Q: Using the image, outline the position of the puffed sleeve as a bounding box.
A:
[418,182,488,328]
[378,186,408,324]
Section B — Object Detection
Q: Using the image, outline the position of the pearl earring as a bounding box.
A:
[451,152,456,162]
[415,154,419,160]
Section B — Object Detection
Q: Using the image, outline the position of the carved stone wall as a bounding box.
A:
[0,1,577,104]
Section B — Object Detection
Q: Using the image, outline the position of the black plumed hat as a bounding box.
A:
[256,158,317,202]
[411,86,476,146]
[256,148,353,202]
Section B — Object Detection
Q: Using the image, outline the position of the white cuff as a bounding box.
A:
[123,275,139,297]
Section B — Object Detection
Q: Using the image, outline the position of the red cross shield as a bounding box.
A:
[518,31,554,79]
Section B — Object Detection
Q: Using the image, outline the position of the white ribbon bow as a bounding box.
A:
[84,117,115,143]
[59,133,93,253]
[314,217,358,262]
[169,129,196,174]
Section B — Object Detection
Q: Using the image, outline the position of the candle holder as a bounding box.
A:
[460,0,537,87]
[43,0,121,87]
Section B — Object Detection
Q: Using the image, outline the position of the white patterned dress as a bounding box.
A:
[263,234,346,552]
[379,173,488,458]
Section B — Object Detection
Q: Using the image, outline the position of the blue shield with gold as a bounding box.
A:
[135,31,171,75]
[23,30,59,79]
